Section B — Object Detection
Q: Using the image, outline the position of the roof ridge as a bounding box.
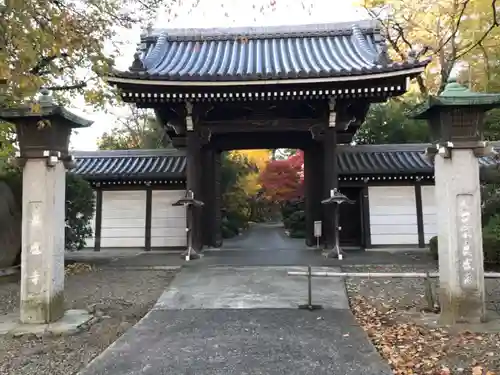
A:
[144,20,380,42]
[72,148,185,158]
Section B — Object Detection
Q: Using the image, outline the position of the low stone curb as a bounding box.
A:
[96,265,182,271]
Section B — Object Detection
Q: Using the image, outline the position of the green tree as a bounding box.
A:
[354,98,430,144]
[98,107,169,150]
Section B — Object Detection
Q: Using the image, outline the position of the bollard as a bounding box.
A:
[298,265,323,311]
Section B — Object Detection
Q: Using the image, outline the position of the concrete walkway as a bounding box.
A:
[79,264,391,375]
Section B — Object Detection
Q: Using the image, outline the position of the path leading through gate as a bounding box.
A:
[78,223,393,375]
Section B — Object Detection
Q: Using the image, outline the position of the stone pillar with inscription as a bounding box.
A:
[410,78,500,324]
[0,89,92,324]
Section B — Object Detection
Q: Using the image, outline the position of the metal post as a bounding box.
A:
[298,265,323,311]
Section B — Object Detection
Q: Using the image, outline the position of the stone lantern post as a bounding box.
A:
[409,78,500,324]
[0,89,93,325]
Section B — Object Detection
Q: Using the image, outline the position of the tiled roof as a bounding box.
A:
[71,144,500,181]
[72,149,186,181]
[112,21,428,82]
[337,144,500,176]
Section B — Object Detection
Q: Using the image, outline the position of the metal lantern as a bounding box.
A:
[321,188,355,259]
[409,78,500,146]
[0,89,92,162]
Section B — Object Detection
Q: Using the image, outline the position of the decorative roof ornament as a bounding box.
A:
[129,52,145,72]
[38,88,53,106]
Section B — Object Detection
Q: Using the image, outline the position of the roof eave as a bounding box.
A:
[105,65,427,88]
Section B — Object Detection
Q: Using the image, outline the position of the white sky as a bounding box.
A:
[70,0,369,151]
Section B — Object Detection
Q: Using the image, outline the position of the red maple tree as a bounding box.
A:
[259,152,304,202]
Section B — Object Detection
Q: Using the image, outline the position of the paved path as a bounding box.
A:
[79,266,391,375]
[77,224,403,374]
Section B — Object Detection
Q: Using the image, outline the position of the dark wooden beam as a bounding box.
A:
[214,151,223,247]
[304,145,324,247]
[414,183,425,248]
[93,188,103,252]
[144,187,152,251]
[201,118,326,133]
[361,186,371,249]
[204,131,355,150]
[186,130,204,252]
[322,127,338,249]
[202,147,217,247]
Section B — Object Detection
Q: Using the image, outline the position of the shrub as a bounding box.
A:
[65,173,95,251]
[429,236,438,260]
[281,198,304,228]
[482,214,500,265]
[287,210,306,238]
[0,168,95,252]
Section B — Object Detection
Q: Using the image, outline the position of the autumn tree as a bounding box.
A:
[98,107,169,150]
[259,159,303,203]
[360,0,500,95]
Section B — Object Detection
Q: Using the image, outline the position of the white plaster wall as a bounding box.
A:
[369,186,419,245]
[151,190,187,248]
[421,185,438,243]
[100,190,146,248]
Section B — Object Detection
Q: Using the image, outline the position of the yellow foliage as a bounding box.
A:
[357,0,500,94]
[230,149,270,171]
[229,149,271,196]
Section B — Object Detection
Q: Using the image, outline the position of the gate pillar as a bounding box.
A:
[322,99,340,256]
[304,146,324,247]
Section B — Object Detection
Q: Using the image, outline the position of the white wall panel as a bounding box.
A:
[421,185,438,243]
[100,190,146,248]
[369,186,418,245]
[151,190,187,248]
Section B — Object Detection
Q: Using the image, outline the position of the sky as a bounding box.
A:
[69,0,370,151]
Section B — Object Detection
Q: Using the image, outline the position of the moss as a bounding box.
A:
[21,290,65,323]
[438,285,486,325]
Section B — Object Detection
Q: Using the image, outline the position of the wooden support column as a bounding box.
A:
[186,105,203,253]
[94,187,103,252]
[202,147,217,247]
[414,182,425,248]
[144,186,152,251]
[361,185,371,249]
[322,126,338,250]
[304,146,323,247]
[214,151,223,247]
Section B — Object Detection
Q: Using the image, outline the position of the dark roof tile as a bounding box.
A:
[72,144,500,181]
[72,149,186,181]
[113,21,428,82]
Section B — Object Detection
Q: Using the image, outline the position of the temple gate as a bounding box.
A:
[106,20,429,258]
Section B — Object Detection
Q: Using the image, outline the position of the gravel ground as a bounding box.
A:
[343,264,500,374]
[0,267,177,375]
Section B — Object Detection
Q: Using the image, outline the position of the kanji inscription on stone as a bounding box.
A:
[457,194,476,288]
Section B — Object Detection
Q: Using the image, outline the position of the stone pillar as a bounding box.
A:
[0,89,93,325]
[407,77,500,324]
[304,146,323,247]
[20,158,66,324]
[435,149,486,324]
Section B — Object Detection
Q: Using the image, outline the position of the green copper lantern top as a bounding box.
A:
[409,78,500,120]
[0,89,93,128]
